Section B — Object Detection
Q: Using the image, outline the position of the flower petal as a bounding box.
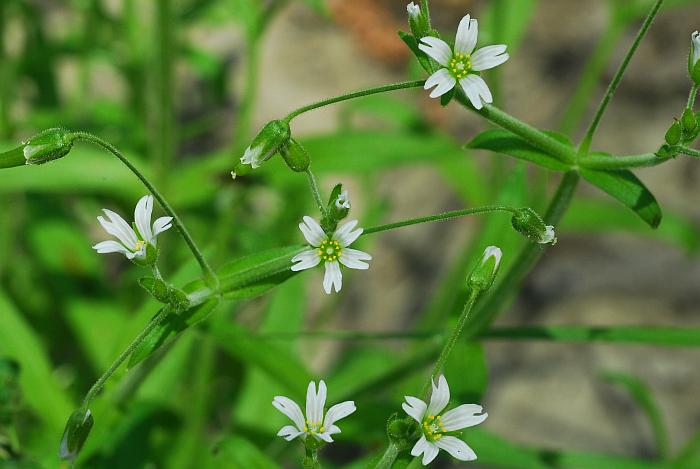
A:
[434,436,477,461]
[424,68,456,99]
[277,425,304,441]
[426,375,450,416]
[272,396,305,431]
[323,401,356,428]
[402,396,427,423]
[454,15,478,55]
[339,248,371,270]
[410,436,439,466]
[98,211,138,249]
[152,216,173,238]
[418,36,452,66]
[241,146,262,168]
[291,249,321,272]
[441,404,487,431]
[471,44,509,71]
[459,75,492,110]
[410,435,429,457]
[305,381,318,427]
[92,240,131,257]
[134,195,153,243]
[315,380,327,427]
[333,219,363,247]
[299,216,326,247]
[323,261,342,294]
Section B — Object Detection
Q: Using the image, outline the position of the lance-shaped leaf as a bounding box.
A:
[466,129,572,171]
[580,168,662,228]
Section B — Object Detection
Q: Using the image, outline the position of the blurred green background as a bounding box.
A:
[2,0,700,467]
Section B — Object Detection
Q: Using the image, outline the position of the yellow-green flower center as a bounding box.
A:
[318,239,342,262]
[303,420,325,434]
[422,414,445,441]
[134,240,146,252]
[449,53,472,79]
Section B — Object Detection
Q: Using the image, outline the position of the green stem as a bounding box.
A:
[81,307,170,407]
[71,132,218,287]
[577,153,663,170]
[476,104,576,163]
[155,0,175,184]
[373,442,401,469]
[284,80,425,122]
[688,84,698,109]
[578,0,666,155]
[421,290,479,397]
[306,169,327,217]
[678,146,700,157]
[362,205,518,235]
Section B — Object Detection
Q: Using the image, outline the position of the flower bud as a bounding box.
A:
[59,408,93,462]
[467,246,502,292]
[665,120,682,145]
[656,144,678,159]
[239,120,291,169]
[138,277,190,310]
[682,108,697,131]
[406,2,429,41]
[321,184,351,233]
[690,31,700,84]
[511,208,557,245]
[23,128,75,165]
[386,413,417,451]
[279,138,310,172]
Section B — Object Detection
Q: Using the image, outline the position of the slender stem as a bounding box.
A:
[678,146,700,157]
[72,132,218,286]
[82,307,170,407]
[362,205,518,236]
[373,442,401,469]
[577,152,663,170]
[420,290,479,397]
[305,169,327,217]
[476,104,576,163]
[155,0,175,184]
[578,0,666,155]
[688,84,698,109]
[284,80,425,122]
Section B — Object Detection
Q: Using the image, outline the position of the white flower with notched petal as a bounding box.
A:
[403,375,487,465]
[419,14,508,109]
[92,195,173,261]
[291,216,371,294]
[273,380,356,443]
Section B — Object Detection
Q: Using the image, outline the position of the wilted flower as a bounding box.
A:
[240,120,291,169]
[335,190,351,210]
[403,376,487,465]
[273,380,356,443]
[291,216,371,294]
[92,195,173,261]
[419,14,508,109]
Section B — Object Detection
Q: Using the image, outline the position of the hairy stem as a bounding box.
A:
[688,84,698,109]
[373,442,401,469]
[72,132,218,287]
[306,169,327,217]
[362,205,518,235]
[578,0,666,155]
[577,152,664,170]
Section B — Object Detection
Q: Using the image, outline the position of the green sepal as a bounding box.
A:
[320,183,349,233]
[467,246,502,292]
[398,31,432,73]
[138,277,190,311]
[655,144,678,159]
[682,108,697,131]
[0,145,26,169]
[238,119,291,171]
[407,2,430,45]
[279,138,311,172]
[665,120,681,146]
[386,413,419,451]
[691,60,700,86]
[510,207,554,244]
[440,87,456,107]
[59,408,94,462]
[23,128,75,165]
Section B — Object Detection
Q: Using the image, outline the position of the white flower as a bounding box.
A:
[291,216,371,294]
[539,225,556,245]
[407,2,421,18]
[419,14,509,109]
[481,246,502,273]
[692,31,700,67]
[92,195,173,260]
[403,375,487,465]
[335,190,351,210]
[273,380,356,443]
[240,145,266,169]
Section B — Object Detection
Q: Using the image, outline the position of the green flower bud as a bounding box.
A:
[59,408,93,462]
[23,128,75,165]
[386,413,417,451]
[682,108,697,132]
[467,246,502,292]
[138,277,190,310]
[320,184,351,233]
[511,207,557,245]
[279,138,310,172]
[656,144,678,159]
[407,2,429,40]
[665,120,682,145]
[239,120,291,169]
[690,31,700,84]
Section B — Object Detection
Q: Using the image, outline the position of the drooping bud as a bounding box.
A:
[665,120,682,146]
[59,408,93,462]
[23,128,75,165]
[690,31,700,84]
[511,208,557,245]
[467,246,502,292]
[239,120,291,170]
[279,138,310,172]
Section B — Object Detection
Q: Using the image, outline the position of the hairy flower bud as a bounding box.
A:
[665,120,682,145]
[239,120,291,169]
[511,208,557,245]
[59,408,93,462]
[407,2,430,42]
[23,128,75,165]
[467,246,502,292]
[690,31,700,83]
[279,138,310,172]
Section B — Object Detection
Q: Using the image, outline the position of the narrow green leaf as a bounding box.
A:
[602,371,669,459]
[580,168,662,228]
[466,129,572,171]
[398,31,432,73]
